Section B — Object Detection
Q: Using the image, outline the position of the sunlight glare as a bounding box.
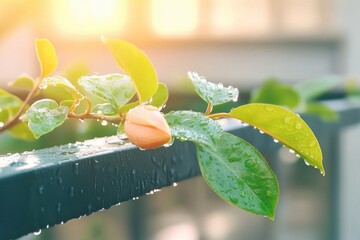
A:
[151,0,199,37]
[51,0,127,36]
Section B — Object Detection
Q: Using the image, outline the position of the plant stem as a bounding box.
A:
[208,112,232,120]
[0,79,42,133]
[68,112,122,124]
[205,102,213,116]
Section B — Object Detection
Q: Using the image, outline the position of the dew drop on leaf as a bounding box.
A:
[33,230,41,236]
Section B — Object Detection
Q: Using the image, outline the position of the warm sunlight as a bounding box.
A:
[151,0,199,37]
[51,0,127,37]
[210,0,271,36]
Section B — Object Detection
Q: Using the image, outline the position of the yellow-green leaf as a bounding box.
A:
[102,37,158,103]
[8,75,34,89]
[35,38,58,78]
[229,103,324,175]
[41,76,83,100]
[151,83,168,108]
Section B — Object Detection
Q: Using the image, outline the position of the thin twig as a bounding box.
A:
[204,102,213,116]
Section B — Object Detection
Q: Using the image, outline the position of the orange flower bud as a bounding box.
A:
[124,105,172,149]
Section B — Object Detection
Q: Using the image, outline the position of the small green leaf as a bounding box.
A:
[189,72,239,106]
[165,110,223,146]
[151,83,169,108]
[0,89,22,122]
[295,76,339,101]
[41,76,83,100]
[305,102,338,121]
[229,103,324,175]
[35,38,58,78]
[60,100,74,108]
[8,75,34,89]
[9,123,36,141]
[93,103,118,115]
[78,74,136,108]
[251,78,301,109]
[102,37,158,103]
[22,99,69,138]
[119,102,139,115]
[197,132,279,219]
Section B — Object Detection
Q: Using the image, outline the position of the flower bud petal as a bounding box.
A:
[124,105,172,149]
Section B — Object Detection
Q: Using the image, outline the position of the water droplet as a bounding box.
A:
[294,122,302,130]
[69,187,74,198]
[0,122,4,128]
[163,138,175,147]
[265,106,274,112]
[289,149,295,154]
[273,139,279,143]
[259,130,264,134]
[229,196,239,204]
[60,221,64,224]
[296,154,300,158]
[245,159,256,168]
[46,225,49,228]
[101,120,108,126]
[57,202,62,212]
[116,202,121,206]
[284,117,294,125]
[309,140,316,147]
[33,230,42,235]
[304,161,310,166]
[172,182,178,187]
[57,177,63,185]
[38,185,44,195]
[73,162,79,176]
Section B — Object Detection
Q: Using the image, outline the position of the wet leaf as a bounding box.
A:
[165,110,223,145]
[295,76,339,101]
[35,38,58,78]
[41,76,83,100]
[305,102,338,121]
[251,78,300,109]
[189,72,239,106]
[229,103,324,175]
[78,74,136,108]
[119,102,139,115]
[197,132,279,219]
[93,103,118,115]
[102,37,158,103]
[22,99,69,138]
[151,83,168,108]
[8,75,34,89]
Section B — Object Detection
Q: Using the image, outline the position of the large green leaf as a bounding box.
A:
[78,74,136,108]
[229,103,324,175]
[22,99,69,138]
[295,76,339,101]
[165,110,223,146]
[197,132,279,219]
[41,76,83,100]
[102,37,158,103]
[189,72,239,105]
[165,111,278,218]
[251,78,301,109]
[35,38,58,78]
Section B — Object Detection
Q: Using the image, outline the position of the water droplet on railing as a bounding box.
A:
[69,187,74,198]
[33,229,42,235]
[38,185,44,195]
[172,182,178,187]
[273,138,279,143]
[73,162,79,176]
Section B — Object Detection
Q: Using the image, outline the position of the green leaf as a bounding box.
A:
[93,103,118,115]
[8,75,34,89]
[229,103,324,175]
[251,78,301,109]
[60,100,74,108]
[78,74,136,108]
[35,38,58,78]
[0,89,22,123]
[118,102,139,115]
[41,76,83,100]
[9,122,36,141]
[22,99,69,138]
[305,102,338,121]
[197,132,279,219]
[165,110,223,146]
[189,72,239,105]
[102,37,158,103]
[151,83,168,108]
[295,76,339,101]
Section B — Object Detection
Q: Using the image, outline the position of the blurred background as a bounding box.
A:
[1,0,360,239]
